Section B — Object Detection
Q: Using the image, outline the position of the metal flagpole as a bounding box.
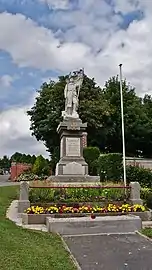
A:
[119,64,127,187]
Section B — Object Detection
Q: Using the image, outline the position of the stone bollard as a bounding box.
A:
[18,181,30,213]
[130,182,143,205]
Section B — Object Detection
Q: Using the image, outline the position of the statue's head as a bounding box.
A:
[69,76,74,83]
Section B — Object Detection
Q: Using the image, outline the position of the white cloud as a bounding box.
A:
[39,0,70,10]
[0,98,49,158]
[0,12,90,72]
[0,75,14,88]
[113,0,139,14]
[0,1,152,97]
[113,0,152,15]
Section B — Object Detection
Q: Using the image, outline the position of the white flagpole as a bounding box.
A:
[119,64,127,187]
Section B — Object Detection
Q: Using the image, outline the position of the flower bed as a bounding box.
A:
[22,204,151,225]
[26,204,146,214]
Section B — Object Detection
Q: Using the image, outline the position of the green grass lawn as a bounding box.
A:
[0,186,76,270]
[141,228,152,239]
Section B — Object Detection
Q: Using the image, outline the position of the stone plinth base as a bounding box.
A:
[56,118,88,176]
[48,175,100,183]
[46,215,142,235]
[56,159,88,176]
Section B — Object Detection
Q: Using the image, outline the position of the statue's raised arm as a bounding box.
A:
[64,79,68,99]
[74,69,84,97]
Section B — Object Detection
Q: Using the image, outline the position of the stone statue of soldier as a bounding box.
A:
[62,69,84,119]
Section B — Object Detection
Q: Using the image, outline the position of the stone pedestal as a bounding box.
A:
[130,182,143,205]
[18,181,30,213]
[55,118,89,177]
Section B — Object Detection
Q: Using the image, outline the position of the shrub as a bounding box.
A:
[83,147,100,175]
[98,153,122,182]
[126,166,152,188]
[141,188,152,209]
[145,193,152,209]
[29,188,55,202]
[32,155,50,176]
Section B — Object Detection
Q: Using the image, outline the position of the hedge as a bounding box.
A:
[98,153,122,182]
[126,166,152,188]
[97,152,152,187]
[83,147,100,175]
[141,188,152,209]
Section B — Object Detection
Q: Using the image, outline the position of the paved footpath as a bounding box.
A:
[0,175,19,186]
[64,233,152,270]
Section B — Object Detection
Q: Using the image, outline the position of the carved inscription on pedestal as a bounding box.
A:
[66,138,80,156]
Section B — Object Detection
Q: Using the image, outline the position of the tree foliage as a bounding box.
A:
[98,153,122,182]
[27,75,110,157]
[102,76,151,156]
[27,74,152,159]
[10,152,36,164]
[0,156,11,169]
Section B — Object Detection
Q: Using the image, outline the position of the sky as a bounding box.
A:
[0,0,152,158]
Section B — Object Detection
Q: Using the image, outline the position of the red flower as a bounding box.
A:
[73,208,79,213]
[91,214,96,219]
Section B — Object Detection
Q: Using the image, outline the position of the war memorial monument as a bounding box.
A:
[54,69,99,182]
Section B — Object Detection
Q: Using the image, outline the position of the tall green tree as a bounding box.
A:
[31,155,36,165]
[10,153,37,164]
[142,94,152,157]
[102,76,151,156]
[27,75,110,158]
[11,152,22,162]
[27,73,152,160]
[20,154,27,163]
[0,156,11,169]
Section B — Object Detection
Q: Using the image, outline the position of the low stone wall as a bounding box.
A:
[126,157,152,170]
[18,181,144,214]
[22,213,86,224]
[22,211,151,225]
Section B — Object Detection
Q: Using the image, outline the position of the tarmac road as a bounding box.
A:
[0,175,19,186]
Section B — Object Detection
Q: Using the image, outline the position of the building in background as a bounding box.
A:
[126,157,152,170]
[10,162,32,181]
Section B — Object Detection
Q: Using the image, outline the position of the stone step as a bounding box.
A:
[46,215,142,235]
[47,175,100,182]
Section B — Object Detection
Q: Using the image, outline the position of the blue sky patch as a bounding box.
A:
[0,0,145,109]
